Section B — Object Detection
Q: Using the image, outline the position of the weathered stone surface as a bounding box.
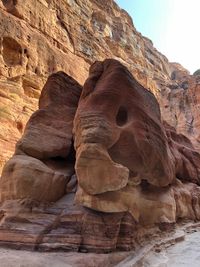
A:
[74,60,200,226]
[0,0,196,174]
[159,65,200,152]
[0,155,69,202]
[74,59,175,192]
[0,71,81,202]
[0,0,200,255]
[0,59,200,253]
[164,122,200,185]
[0,183,199,253]
[16,71,82,159]
[76,143,129,195]
[76,179,200,227]
[75,184,176,224]
[0,248,130,267]
[0,193,137,253]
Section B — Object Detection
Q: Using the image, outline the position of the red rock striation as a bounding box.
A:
[0,60,200,252]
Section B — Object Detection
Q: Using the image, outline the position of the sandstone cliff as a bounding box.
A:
[1,0,199,173]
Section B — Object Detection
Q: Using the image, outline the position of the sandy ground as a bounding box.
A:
[142,231,200,267]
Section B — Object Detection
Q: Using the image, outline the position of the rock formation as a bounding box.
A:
[74,59,175,191]
[75,59,200,224]
[160,69,200,151]
[0,59,200,252]
[1,71,82,202]
[0,0,199,174]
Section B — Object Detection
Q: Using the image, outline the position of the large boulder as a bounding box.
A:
[74,59,200,224]
[0,60,200,252]
[0,155,69,202]
[16,72,82,159]
[74,59,175,194]
[0,71,82,202]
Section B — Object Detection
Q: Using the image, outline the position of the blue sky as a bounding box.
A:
[115,0,200,73]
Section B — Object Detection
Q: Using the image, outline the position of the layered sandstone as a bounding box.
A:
[1,0,198,173]
[0,60,200,252]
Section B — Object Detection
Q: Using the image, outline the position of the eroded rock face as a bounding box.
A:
[74,60,200,225]
[0,71,82,202]
[0,155,68,202]
[159,66,200,152]
[1,0,198,175]
[164,122,200,185]
[74,59,175,193]
[16,71,82,159]
[0,60,200,252]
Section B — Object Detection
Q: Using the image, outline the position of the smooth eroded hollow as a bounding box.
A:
[116,106,128,126]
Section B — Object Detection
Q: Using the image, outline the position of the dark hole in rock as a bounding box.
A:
[41,139,76,177]
[43,156,74,177]
[141,180,150,191]
[2,37,22,66]
[116,106,128,126]
[66,139,76,163]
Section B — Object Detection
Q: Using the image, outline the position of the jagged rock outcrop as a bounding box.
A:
[160,71,200,151]
[1,0,198,174]
[0,60,200,252]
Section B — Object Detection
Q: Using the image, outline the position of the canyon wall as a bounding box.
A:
[0,0,199,173]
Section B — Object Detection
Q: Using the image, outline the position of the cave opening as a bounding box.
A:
[116,106,128,126]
